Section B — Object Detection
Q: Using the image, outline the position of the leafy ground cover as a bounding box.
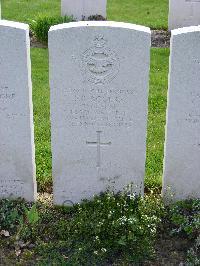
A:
[0,194,199,265]
[2,0,168,29]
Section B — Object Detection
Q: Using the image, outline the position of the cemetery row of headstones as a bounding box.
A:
[0,20,199,205]
[60,0,200,30]
[1,0,200,31]
[61,0,107,20]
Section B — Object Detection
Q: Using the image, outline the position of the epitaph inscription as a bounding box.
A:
[0,86,15,101]
[185,92,200,124]
[185,0,200,19]
[0,21,36,201]
[185,0,200,2]
[0,180,25,198]
[163,27,200,201]
[0,86,16,115]
[64,87,134,127]
[169,0,200,30]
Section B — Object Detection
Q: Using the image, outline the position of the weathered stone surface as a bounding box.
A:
[61,0,107,20]
[0,20,36,201]
[49,21,151,205]
[169,0,200,30]
[163,26,200,201]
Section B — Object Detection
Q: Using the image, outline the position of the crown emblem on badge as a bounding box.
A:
[93,35,107,48]
[81,35,120,85]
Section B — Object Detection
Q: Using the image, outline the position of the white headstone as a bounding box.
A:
[169,0,200,30]
[49,21,151,205]
[61,0,107,21]
[0,21,36,201]
[163,26,200,201]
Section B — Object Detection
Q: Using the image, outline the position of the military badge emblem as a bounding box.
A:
[81,35,120,84]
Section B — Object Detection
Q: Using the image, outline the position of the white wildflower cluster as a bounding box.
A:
[127,217,138,225]
[94,235,100,243]
[101,248,107,253]
[93,247,107,256]
[117,216,128,225]
[108,210,115,218]
[96,219,105,228]
[127,193,136,200]
[141,214,160,235]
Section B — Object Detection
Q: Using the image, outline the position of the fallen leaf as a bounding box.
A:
[17,240,27,248]
[15,247,21,257]
[0,230,10,237]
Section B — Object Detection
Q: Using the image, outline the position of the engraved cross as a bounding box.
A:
[86,131,111,169]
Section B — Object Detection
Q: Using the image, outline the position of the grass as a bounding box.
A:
[30,47,169,191]
[108,0,168,29]
[1,0,61,24]
[145,48,169,189]
[2,0,168,29]
[31,48,51,191]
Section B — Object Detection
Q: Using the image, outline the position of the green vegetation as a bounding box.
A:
[30,15,74,44]
[0,195,199,264]
[31,48,51,191]
[36,191,164,264]
[1,0,61,24]
[108,0,168,29]
[145,48,169,189]
[2,0,168,29]
[169,199,200,265]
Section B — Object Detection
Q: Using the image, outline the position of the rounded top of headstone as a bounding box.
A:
[0,20,29,31]
[49,21,150,34]
[172,25,200,36]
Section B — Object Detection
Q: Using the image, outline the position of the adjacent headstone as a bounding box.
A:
[49,21,151,205]
[169,0,200,30]
[0,21,36,201]
[163,26,200,201]
[61,0,107,20]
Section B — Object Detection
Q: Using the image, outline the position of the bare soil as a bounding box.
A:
[30,30,171,49]
[151,30,171,48]
[145,236,190,265]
